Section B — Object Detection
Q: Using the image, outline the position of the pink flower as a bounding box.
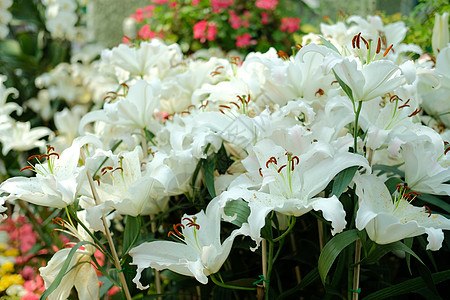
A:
[21,293,40,300]
[138,24,155,40]
[206,23,218,41]
[255,0,278,10]
[210,0,234,13]
[107,286,121,296]
[192,0,201,5]
[131,5,155,22]
[20,266,36,280]
[236,33,256,48]
[152,0,168,4]
[229,11,251,29]
[193,21,217,42]
[169,1,178,8]
[280,17,300,33]
[229,11,241,29]
[261,12,270,25]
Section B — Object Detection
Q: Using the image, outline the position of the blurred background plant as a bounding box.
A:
[127,0,320,53]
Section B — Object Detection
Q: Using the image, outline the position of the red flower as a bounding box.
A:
[280,17,301,33]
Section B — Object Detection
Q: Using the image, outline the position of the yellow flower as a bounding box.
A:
[0,274,24,292]
[4,248,19,257]
[1,261,14,273]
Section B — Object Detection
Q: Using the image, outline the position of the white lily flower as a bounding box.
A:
[355,173,450,250]
[79,79,161,133]
[432,13,449,55]
[401,134,450,196]
[81,147,169,217]
[39,217,99,300]
[0,121,54,155]
[130,201,248,287]
[299,43,404,103]
[0,135,101,208]
[216,137,369,248]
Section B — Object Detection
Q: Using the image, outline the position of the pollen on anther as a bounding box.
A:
[277,165,287,173]
[20,166,34,172]
[383,44,393,57]
[424,205,432,217]
[408,107,422,117]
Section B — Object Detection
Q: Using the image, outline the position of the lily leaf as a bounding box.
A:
[203,155,216,198]
[332,166,358,198]
[318,229,359,283]
[332,69,354,103]
[362,269,450,300]
[320,36,340,53]
[223,199,250,227]
[358,241,424,266]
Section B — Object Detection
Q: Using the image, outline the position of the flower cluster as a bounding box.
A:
[1,6,450,300]
[128,0,319,52]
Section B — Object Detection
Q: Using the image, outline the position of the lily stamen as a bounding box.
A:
[424,205,432,217]
[398,99,411,109]
[376,37,381,54]
[408,107,422,117]
[383,44,394,57]
[277,165,287,173]
[266,157,277,168]
[20,166,34,172]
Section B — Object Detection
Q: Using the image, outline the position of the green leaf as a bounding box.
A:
[384,177,404,194]
[223,200,250,227]
[362,269,450,300]
[39,241,93,300]
[320,36,340,53]
[404,237,413,274]
[277,268,320,299]
[372,163,405,177]
[332,166,358,198]
[359,241,424,266]
[216,143,233,175]
[418,193,450,214]
[332,69,354,103]
[122,215,141,256]
[202,155,216,198]
[318,229,359,284]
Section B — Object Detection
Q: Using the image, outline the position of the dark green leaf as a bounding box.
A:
[122,215,141,256]
[318,229,359,283]
[362,269,450,300]
[332,69,354,103]
[216,143,233,174]
[359,241,423,266]
[203,155,216,198]
[332,166,358,198]
[223,199,250,227]
[385,177,404,194]
[372,163,405,177]
[277,268,320,299]
[418,193,450,214]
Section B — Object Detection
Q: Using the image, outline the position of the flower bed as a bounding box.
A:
[0,1,450,299]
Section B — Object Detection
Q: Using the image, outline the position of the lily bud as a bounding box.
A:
[432,12,449,55]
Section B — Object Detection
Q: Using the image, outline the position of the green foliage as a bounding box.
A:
[404,0,450,54]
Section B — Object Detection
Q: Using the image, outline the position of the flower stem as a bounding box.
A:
[352,238,362,300]
[262,238,268,289]
[81,150,132,300]
[353,101,363,154]
[264,240,275,300]
[150,214,162,299]
[210,273,256,291]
